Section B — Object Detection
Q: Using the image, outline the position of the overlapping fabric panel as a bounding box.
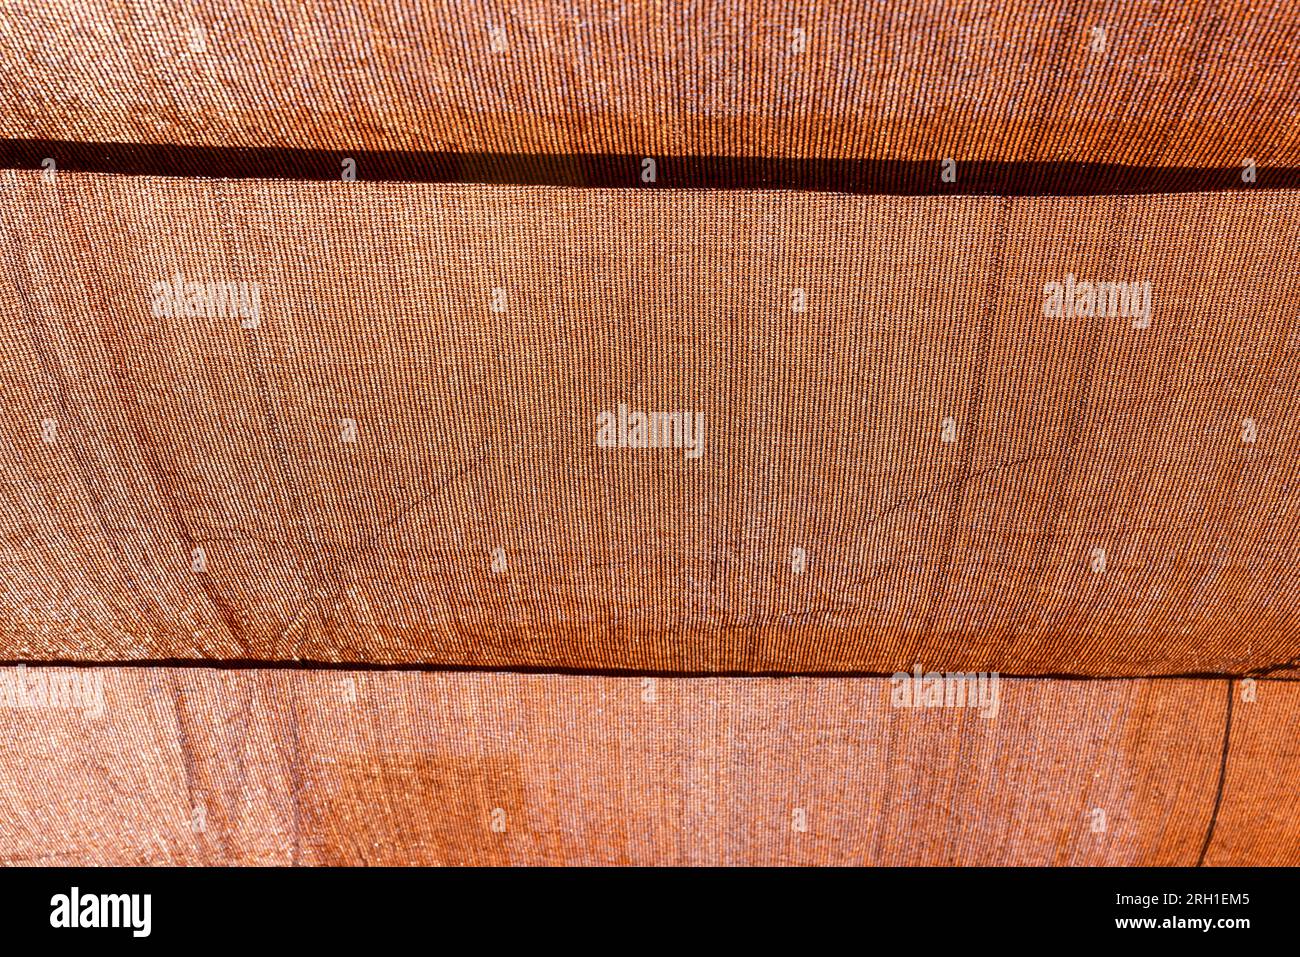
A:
[2,174,1297,674]
[5,671,1288,866]
[1202,679,1300,866]
[3,1,1297,166]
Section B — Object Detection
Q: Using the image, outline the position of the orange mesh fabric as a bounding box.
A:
[3,1,1298,166]
[2,175,1297,674]
[1,1,1297,870]
[3,670,1293,866]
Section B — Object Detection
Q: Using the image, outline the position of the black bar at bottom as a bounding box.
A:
[0,866,1285,945]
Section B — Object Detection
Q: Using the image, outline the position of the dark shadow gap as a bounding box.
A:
[3,140,1297,195]
[0,658,1296,681]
